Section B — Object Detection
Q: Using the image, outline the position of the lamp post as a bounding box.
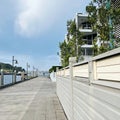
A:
[12,56,18,83]
[76,14,79,61]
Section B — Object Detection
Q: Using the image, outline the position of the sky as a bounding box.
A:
[0,0,91,71]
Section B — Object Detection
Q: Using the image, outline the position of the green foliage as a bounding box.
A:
[0,63,25,73]
[67,20,76,36]
[49,66,62,73]
[14,66,25,73]
[92,38,99,56]
[114,37,120,48]
[59,20,83,67]
[86,0,120,55]
[59,41,71,67]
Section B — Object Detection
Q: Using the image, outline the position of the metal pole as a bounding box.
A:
[12,56,14,83]
[76,14,79,61]
[27,63,28,79]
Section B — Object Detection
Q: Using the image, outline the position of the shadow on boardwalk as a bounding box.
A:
[0,77,67,120]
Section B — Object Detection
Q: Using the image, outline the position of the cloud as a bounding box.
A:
[0,0,90,37]
[15,0,90,37]
[15,0,63,36]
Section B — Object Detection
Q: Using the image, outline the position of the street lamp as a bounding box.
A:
[12,56,18,67]
[76,14,79,61]
[12,56,18,83]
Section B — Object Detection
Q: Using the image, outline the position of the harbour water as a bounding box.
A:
[3,75,22,85]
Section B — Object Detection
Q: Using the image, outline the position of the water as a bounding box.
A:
[3,75,22,85]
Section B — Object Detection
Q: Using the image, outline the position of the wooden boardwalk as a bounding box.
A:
[0,77,67,120]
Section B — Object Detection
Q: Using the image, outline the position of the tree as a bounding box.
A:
[59,41,71,67]
[59,20,83,67]
[0,63,25,73]
[49,66,62,73]
[86,0,120,55]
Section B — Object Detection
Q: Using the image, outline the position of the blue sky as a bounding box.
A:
[0,0,90,71]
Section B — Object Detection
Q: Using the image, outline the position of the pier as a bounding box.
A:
[0,77,67,120]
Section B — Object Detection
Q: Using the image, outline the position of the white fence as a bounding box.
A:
[56,47,120,120]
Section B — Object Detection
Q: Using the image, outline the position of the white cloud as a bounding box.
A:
[0,0,90,37]
[15,0,90,37]
[15,0,62,36]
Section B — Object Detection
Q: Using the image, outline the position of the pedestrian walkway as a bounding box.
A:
[0,77,67,120]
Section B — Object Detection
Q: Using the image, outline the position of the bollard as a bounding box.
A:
[12,70,16,84]
[88,61,93,85]
[14,70,17,83]
[0,69,4,86]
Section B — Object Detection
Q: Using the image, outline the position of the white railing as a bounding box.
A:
[57,47,120,82]
[56,47,120,120]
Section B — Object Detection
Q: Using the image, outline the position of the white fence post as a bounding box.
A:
[63,68,65,77]
[56,67,59,76]
[21,71,25,81]
[93,60,97,81]
[69,57,76,120]
[56,67,59,95]
[13,70,17,83]
[88,61,93,85]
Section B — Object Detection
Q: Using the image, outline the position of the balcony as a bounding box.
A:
[79,27,93,33]
[82,38,93,45]
[79,23,93,33]
[81,47,93,56]
[81,44,93,48]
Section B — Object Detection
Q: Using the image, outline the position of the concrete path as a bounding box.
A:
[0,77,67,120]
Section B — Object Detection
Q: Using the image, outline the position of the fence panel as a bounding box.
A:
[73,63,88,78]
[96,55,120,81]
[57,76,71,120]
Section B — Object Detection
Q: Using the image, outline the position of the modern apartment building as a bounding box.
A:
[64,13,97,61]
[75,13,97,60]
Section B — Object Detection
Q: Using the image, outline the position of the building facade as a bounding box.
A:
[75,13,97,60]
[64,13,97,61]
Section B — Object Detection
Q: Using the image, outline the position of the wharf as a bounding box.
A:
[0,77,67,120]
